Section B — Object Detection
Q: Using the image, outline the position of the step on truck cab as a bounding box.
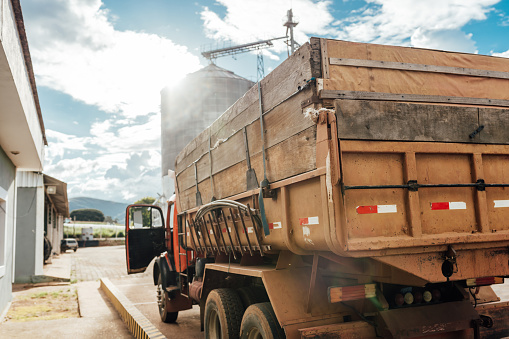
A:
[126,37,509,338]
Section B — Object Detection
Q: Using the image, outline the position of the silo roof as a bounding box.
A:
[188,63,253,81]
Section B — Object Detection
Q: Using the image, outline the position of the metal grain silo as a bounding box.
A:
[160,64,254,198]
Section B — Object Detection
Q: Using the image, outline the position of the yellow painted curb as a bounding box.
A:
[100,278,166,339]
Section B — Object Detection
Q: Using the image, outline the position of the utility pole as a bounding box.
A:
[284,9,300,55]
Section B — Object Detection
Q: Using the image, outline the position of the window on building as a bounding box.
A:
[0,186,7,278]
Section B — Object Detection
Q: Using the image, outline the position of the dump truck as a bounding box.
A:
[125,37,509,338]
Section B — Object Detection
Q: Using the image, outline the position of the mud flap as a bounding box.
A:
[476,301,509,339]
[375,300,479,338]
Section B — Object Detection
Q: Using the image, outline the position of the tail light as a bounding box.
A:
[466,277,504,287]
[423,290,432,302]
[328,283,376,303]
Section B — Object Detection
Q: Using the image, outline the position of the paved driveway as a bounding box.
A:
[72,246,201,338]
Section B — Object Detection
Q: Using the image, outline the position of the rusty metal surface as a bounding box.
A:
[376,300,479,338]
[260,266,350,327]
[299,321,377,339]
[338,140,509,253]
[375,248,509,283]
[476,301,509,338]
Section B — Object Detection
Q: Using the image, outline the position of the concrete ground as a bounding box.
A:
[0,249,133,338]
[108,276,201,339]
[77,245,201,338]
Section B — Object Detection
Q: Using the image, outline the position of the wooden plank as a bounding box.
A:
[178,127,317,211]
[322,90,509,108]
[177,89,315,191]
[320,38,329,79]
[340,139,509,155]
[176,43,314,173]
[479,107,509,143]
[330,57,509,80]
[335,99,479,143]
[309,37,322,78]
[326,39,509,73]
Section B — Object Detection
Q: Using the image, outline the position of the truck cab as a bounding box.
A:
[125,195,193,323]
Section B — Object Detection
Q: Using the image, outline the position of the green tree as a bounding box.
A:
[134,197,155,205]
[70,209,105,222]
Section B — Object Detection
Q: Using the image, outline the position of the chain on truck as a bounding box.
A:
[125,37,509,339]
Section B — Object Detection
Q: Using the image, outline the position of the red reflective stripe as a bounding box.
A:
[299,218,309,225]
[431,202,449,210]
[356,205,378,214]
[269,223,274,229]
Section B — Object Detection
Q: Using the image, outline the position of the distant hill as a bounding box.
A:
[69,197,127,222]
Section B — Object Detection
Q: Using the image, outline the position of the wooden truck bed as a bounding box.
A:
[172,38,509,338]
[175,38,509,277]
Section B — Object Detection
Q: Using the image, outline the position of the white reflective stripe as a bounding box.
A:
[307,216,319,225]
[271,222,282,229]
[449,202,467,210]
[247,227,254,234]
[494,200,509,208]
[376,205,398,213]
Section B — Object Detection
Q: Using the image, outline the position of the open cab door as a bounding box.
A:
[125,204,166,274]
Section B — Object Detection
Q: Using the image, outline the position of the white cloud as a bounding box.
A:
[202,0,500,54]
[411,28,477,53]
[45,130,91,160]
[21,0,203,202]
[23,0,202,118]
[201,0,335,58]
[336,0,499,52]
[44,114,162,202]
[492,50,509,58]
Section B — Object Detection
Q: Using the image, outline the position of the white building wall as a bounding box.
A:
[34,185,43,274]
[15,171,44,281]
[0,147,16,315]
[0,0,44,166]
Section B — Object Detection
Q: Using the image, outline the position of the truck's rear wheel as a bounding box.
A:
[205,288,244,339]
[240,302,284,339]
[157,275,178,323]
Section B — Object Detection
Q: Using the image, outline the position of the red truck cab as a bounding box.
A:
[125,195,193,323]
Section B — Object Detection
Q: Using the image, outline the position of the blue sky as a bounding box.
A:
[20,0,509,203]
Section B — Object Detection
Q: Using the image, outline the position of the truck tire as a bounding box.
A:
[157,275,178,323]
[205,288,244,339]
[240,302,284,339]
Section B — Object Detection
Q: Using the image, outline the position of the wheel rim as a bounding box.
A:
[246,328,262,339]
[156,282,166,315]
[207,308,221,338]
